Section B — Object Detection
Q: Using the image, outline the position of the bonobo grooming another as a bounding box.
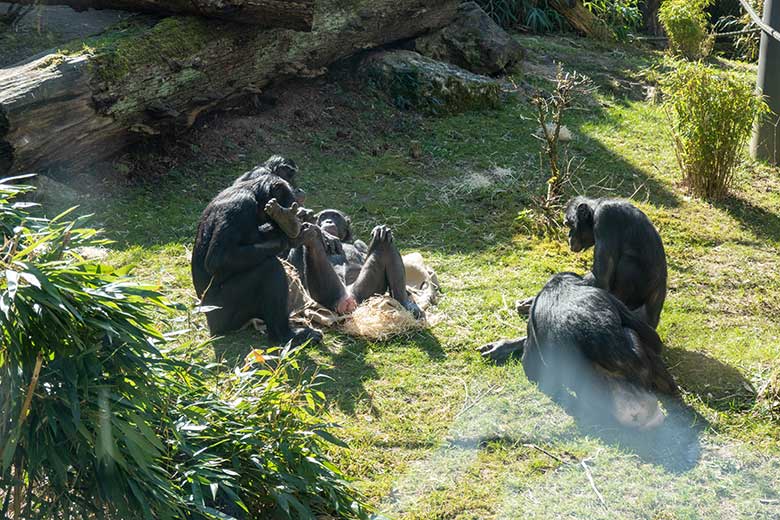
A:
[289,209,424,319]
[191,173,321,346]
[517,196,667,329]
[491,273,678,428]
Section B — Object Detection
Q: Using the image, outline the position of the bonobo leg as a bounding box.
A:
[201,256,321,346]
[299,224,356,314]
[476,337,526,364]
[349,225,423,319]
[636,286,666,329]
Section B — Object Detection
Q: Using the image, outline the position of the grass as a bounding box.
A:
[50,35,780,518]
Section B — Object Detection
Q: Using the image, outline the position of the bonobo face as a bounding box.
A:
[316,210,352,242]
[564,198,595,253]
[264,155,305,204]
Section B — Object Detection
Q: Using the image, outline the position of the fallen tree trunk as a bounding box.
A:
[5,0,315,30]
[0,0,459,175]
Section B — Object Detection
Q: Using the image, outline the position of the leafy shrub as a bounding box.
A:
[584,0,642,40]
[661,62,769,199]
[658,0,714,59]
[171,350,368,519]
[0,178,366,519]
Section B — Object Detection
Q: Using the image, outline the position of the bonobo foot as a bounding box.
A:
[368,224,393,253]
[336,294,358,315]
[283,327,323,348]
[476,337,526,364]
[515,297,534,317]
[402,299,424,320]
[265,198,301,238]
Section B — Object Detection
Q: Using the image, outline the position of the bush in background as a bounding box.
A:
[0,178,366,519]
[661,62,769,199]
[584,0,642,40]
[659,0,714,59]
[476,0,565,32]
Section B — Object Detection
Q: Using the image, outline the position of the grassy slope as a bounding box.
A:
[65,36,780,518]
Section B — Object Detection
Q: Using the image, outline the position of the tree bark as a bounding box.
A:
[4,0,315,30]
[0,0,459,175]
[640,0,663,36]
[548,0,612,39]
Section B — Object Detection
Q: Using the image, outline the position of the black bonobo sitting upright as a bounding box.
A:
[517,196,667,329]
[288,209,423,319]
[234,155,306,205]
[191,173,321,346]
[508,273,677,428]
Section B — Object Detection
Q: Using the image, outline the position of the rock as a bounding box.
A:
[29,174,81,204]
[412,1,524,76]
[362,50,501,115]
[535,124,572,142]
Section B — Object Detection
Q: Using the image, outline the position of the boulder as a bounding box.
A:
[362,50,501,115]
[412,1,524,76]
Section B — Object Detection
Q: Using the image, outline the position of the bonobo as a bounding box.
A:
[234,155,306,205]
[481,273,678,428]
[191,174,321,346]
[289,209,423,318]
[518,196,667,329]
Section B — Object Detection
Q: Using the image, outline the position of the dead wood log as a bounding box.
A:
[4,0,315,30]
[0,0,459,175]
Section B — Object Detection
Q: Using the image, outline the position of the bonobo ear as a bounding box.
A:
[576,202,593,226]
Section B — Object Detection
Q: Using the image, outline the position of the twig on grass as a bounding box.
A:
[523,443,565,464]
[455,384,498,419]
[581,456,608,511]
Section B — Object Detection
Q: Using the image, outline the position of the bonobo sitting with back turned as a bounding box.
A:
[288,209,424,319]
[191,172,321,346]
[516,196,667,328]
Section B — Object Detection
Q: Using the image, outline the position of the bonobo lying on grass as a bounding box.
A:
[516,196,667,329]
[481,272,678,429]
[288,209,424,319]
[191,173,321,346]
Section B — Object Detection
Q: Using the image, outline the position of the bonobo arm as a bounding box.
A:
[203,200,288,278]
[589,220,620,292]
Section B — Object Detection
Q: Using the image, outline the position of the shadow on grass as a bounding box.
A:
[666,346,757,412]
[303,330,446,416]
[211,327,445,416]
[714,192,780,244]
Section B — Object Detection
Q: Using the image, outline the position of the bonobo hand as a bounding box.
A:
[297,222,323,247]
[265,198,301,238]
[368,224,393,253]
[321,230,344,256]
[476,338,526,365]
[296,206,316,224]
[515,297,534,317]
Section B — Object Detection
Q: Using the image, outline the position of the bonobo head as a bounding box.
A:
[564,196,596,253]
[264,155,305,205]
[247,175,297,225]
[316,209,353,243]
[235,155,306,205]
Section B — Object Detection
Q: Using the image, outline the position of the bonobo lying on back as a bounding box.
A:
[288,209,423,319]
[501,272,677,428]
[191,173,321,346]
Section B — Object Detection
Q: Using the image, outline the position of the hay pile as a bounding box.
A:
[280,252,440,341]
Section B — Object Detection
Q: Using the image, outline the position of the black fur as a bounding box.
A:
[191,174,318,344]
[523,272,678,398]
[564,196,667,328]
[234,155,305,204]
